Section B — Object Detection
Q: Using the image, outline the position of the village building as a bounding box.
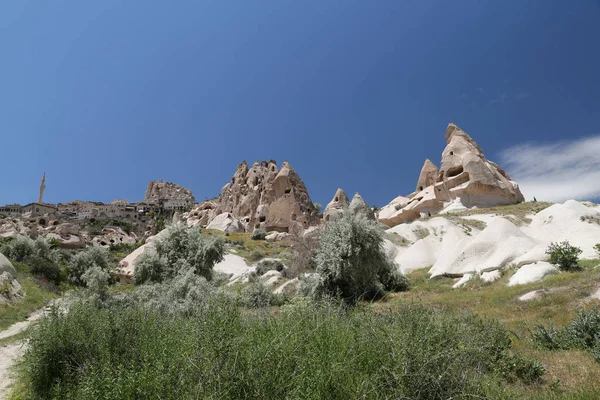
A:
[21,202,58,217]
[0,204,23,215]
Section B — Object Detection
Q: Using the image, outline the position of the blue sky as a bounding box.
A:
[1,1,599,207]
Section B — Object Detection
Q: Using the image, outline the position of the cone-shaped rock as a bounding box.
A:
[416,159,439,193]
[349,192,376,220]
[380,123,524,227]
[323,188,349,222]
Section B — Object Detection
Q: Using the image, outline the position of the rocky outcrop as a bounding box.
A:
[349,193,376,220]
[206,212,244,233]
[0,254,21,305]
[187,161,318,233]
[144,180,195,205]
[380,123,525,226]
[323,188,349,222]
[416,159,439,193]
[90,226,138,248]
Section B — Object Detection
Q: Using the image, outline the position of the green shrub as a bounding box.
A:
[134,224,225,285]
[21,300,540,399]
[313,212,409,303]
[533,309,600,362]
[1,236,62,284]
[255,259,284,275]
[251,229,267,241]
[242,282,275,308]
[594,243,600,258]
[69,246,110,286]
[545,241,582,271]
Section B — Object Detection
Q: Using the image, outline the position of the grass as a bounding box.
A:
[203,229,290,263]
[379,260,600,397]
[453,201,553,225]
[0,261,59,331]
[445,215,487,234]
[15,297,542,399]
[384,232,411,246]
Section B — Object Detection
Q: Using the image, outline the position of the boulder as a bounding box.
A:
[349,192,376,220]
[323,188,350,222]
[380,123,525,227]
[187,161,318,233]
[508,261,559,286]
[0,253,17,279]
[206,212,244,233]
[0,271,22,305]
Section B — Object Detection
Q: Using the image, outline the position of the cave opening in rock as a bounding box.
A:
[285,188,291,194]
[446,165,464,178]
[419,186,423,191]
[259,216,266,222]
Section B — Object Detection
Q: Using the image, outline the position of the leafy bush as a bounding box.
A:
[21,300,541,399]
[255,259,284,275]
[313,212,409,303]
[69,246,110,286]
[545,241,582,271]
[242,282,276,308]
[251,229,267,240]
[1,236,62,284]
[532,309,600,362]
[134,224,225,284]
[595,243,600,258]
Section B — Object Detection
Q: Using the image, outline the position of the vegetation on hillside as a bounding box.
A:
[18,297,541,399]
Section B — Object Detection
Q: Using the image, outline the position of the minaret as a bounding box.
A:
[38,173,46,204]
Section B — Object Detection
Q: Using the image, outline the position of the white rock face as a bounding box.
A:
[206,212,244,233]
[214,254,254,281]
[481,270,502,283]
[452,273,473,288]
[508,262,559,286]
[382,200,599,281]
[430,218,537,278]
[118,229,170,277]
[519,290,546,302]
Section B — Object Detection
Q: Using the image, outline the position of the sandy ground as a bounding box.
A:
[0,343,25,400]
[0,309,46,400]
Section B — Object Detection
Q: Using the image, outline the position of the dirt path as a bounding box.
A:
[0,343,25,400]
[0,309,47,400]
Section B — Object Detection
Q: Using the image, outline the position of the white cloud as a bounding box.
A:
[500,135,600,202]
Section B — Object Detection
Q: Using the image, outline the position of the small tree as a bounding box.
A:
[546,241,582,271]
[312,212,408,303]
[594,243,600,258]
[314,203,322,214]
[251,229,267,241]
[69,246,110,286]
[134,224,225,284]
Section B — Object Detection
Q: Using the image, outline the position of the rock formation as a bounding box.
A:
[144,180,195,204]
[323,188,350,222]
[0,254,21,305]
[187,161,318,233]
[323,190,376,222]
[380,123,524,227]
[415,159,439,193]
[349,193,376,220]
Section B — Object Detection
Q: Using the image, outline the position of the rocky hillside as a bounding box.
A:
[186,160,318,233]
[144,180,195,204]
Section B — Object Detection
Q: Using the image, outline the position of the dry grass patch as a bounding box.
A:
[378,262,600,397]
[202,230,291,263]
